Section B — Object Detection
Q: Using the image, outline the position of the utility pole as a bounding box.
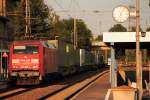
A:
[128,10,131,31]
[73,17,77,49]
[99,21,101,34]
[128,5,135,32]
[25,0,31,38]
[136,0,142,99]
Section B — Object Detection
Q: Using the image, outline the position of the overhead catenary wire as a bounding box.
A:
[68,0,73,11]
[53,0,72,18]
[74,0,81,11]
[52,0,79,49]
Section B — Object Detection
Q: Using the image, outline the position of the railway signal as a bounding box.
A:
[2,52,8,58]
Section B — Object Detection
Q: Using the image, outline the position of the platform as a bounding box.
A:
[74,72,112,100]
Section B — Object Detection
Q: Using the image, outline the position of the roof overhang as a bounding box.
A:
[103,32,150,43]
[103,32,150,49]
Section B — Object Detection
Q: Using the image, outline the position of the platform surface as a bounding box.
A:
[74,72,112,100]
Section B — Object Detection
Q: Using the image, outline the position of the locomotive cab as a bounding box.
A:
[9,42,42,85]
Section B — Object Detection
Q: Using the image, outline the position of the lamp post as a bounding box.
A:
[136,0,142,99]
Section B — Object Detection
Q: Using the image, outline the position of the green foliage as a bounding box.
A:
[109,24,127,32]
[14,0,55,40]
[7,1,19,39]
[95,35,103,41]
[50,18,92,49]
[76,19,92,49]
[13,1,92,49]
[31,0,49,31]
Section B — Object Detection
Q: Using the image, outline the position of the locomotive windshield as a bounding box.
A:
[13,45,39,54]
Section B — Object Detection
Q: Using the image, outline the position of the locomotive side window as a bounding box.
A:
[13,45,39,54]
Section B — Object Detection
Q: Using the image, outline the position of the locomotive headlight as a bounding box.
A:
[12,59,19,63]
[13,66,18,68]
[31,59,39,63]
[33,66,38,68]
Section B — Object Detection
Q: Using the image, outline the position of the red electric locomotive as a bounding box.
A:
[9,41,58,85]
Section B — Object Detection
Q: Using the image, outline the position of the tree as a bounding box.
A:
[76,19,92,49]
[50,18,92,49]
[95,35,103,41]
[13,1,92,49]
[109,24,127,32]
[7,1,19,41]
[14,0,55,40]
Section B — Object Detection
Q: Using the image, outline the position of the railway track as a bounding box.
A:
[42,70,109,100]
[0,68,108,100]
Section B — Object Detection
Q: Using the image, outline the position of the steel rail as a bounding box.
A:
[41,69,109,100]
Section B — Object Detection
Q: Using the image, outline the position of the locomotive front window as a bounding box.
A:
[13,45,39,54]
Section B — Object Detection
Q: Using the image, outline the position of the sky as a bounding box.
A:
[44,0,150,37]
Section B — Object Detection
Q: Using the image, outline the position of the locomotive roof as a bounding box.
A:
[12,40,75,49]
[12,40,56,48]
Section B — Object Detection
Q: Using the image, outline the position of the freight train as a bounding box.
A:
[8,40,104,85]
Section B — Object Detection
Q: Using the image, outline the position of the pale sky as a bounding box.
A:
[44,0,150,36]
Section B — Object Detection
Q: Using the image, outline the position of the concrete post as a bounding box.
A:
[136,0,142,99]
[111,42,117,87]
